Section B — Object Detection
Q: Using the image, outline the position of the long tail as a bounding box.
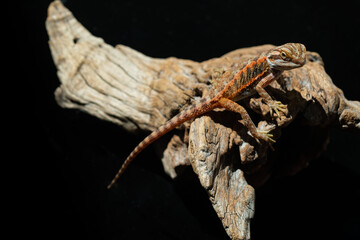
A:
[107,98,218,189]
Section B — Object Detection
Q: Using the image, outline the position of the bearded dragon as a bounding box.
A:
[107,43,306,189]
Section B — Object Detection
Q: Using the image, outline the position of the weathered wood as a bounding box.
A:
[46,1,359,239]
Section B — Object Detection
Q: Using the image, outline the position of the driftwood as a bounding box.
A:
[46,1,360,239]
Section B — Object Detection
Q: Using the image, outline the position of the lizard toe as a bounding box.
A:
[255,130,276,143]
[268,100,287,118]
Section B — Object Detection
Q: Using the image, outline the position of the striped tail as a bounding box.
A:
[107,98,218,189]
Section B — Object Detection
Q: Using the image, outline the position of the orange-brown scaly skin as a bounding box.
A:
[107,43,306,189]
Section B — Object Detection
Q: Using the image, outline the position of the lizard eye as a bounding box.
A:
[280,51,287,59]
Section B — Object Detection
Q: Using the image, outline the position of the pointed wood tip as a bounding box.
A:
[47,1,71,22]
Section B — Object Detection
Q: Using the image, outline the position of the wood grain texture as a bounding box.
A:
[46,1,359,239]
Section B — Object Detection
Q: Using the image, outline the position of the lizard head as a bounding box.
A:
[266,43,306,70]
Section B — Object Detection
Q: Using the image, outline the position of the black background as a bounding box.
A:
[8,0,360,239]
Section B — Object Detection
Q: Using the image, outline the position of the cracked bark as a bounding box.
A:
[46,1,360,239]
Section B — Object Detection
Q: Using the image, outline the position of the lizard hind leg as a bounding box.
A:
[218,98,275,143]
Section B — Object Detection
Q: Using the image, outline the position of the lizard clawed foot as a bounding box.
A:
[267,100,287,118]
[254,129,276,144]
[253,129,275,150]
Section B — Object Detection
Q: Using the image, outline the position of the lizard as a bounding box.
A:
[107,43,306,189]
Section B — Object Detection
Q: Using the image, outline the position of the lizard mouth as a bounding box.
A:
[293,57,306,67]
[268,58,306,70]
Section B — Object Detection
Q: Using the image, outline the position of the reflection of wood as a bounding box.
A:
[46,1,359,239]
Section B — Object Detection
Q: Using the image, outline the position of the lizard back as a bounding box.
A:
[218,55,270,101]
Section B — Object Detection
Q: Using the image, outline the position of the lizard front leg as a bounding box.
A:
[255,73,287,118]
[218,98,275,143]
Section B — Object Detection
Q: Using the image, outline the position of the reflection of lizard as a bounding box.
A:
[108,43,306,189]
